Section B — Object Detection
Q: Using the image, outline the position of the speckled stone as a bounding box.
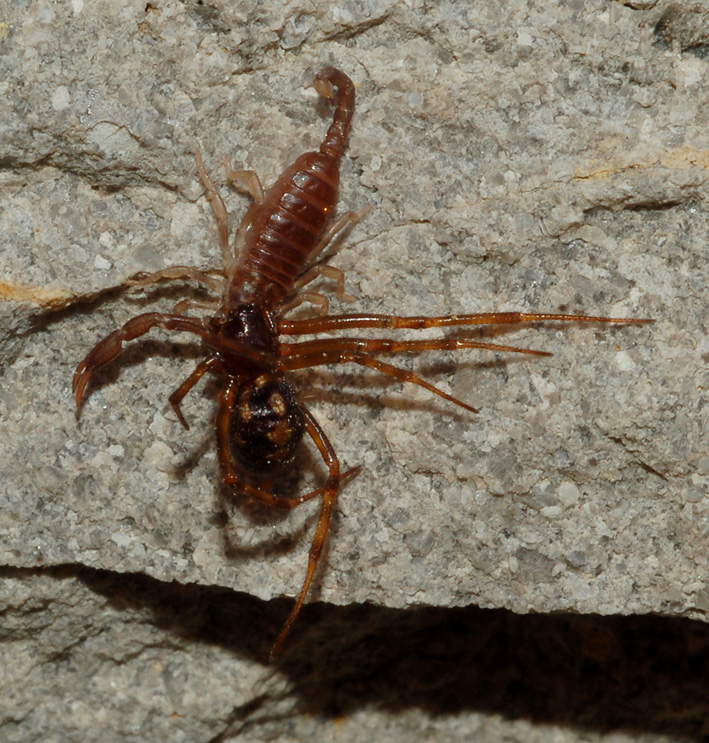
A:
[0,1,707,741]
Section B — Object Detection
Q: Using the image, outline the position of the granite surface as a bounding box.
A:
[0,1,707,741]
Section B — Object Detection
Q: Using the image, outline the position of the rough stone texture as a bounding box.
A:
[0,1,707,741]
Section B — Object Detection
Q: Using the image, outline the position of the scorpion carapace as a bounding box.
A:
[73,66,652,660]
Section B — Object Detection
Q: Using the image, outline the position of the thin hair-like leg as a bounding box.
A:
[195,147,233,272]
[172,298,222,316]
[279,207,371,316]
[224,159,264,203]
[281,266,356,316]
[126,265,225,292]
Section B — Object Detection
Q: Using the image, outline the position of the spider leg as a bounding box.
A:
[269,405,341,661]
[216,381,350,659]
[281,336,552,359]
[73,313,209,408]
[346,355,478,412]
[279,336,552,413]
[282,346,477,413]
[279,311,654,335]
[73,313,271,408]
[169,355,221,430]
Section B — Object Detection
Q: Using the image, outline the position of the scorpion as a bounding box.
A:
[73,67,651,660]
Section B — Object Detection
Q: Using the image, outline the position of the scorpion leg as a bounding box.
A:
[222,160,266,275]
[280,290,332,317]
[228,204,258,276]
[300,206,371,281]
[306,205,371,263]
[195,147,232,271]
[172,298,222,316]
[126,266,225,292]
[280,207,371,316]
[224,159,265,203]
[127,266,224,317]
[284,266,355,316]
[316,265,354,302]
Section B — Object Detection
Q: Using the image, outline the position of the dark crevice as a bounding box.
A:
[654,5,709,59]
[320,11,395,43]
[624,200,683,212]
[3,564,709,740]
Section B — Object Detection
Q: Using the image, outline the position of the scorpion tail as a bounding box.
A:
[314,67,356,160]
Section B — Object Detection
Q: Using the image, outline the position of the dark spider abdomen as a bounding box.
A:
[229,373,305,473]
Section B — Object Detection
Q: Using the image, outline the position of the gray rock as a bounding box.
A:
[0,1,706,741]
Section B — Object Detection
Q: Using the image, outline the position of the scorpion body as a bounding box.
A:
[226,68,353,309]
[205,69,356,474]
[73,67,651,660]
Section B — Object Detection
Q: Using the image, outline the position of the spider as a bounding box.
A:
[73,67,651,659]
